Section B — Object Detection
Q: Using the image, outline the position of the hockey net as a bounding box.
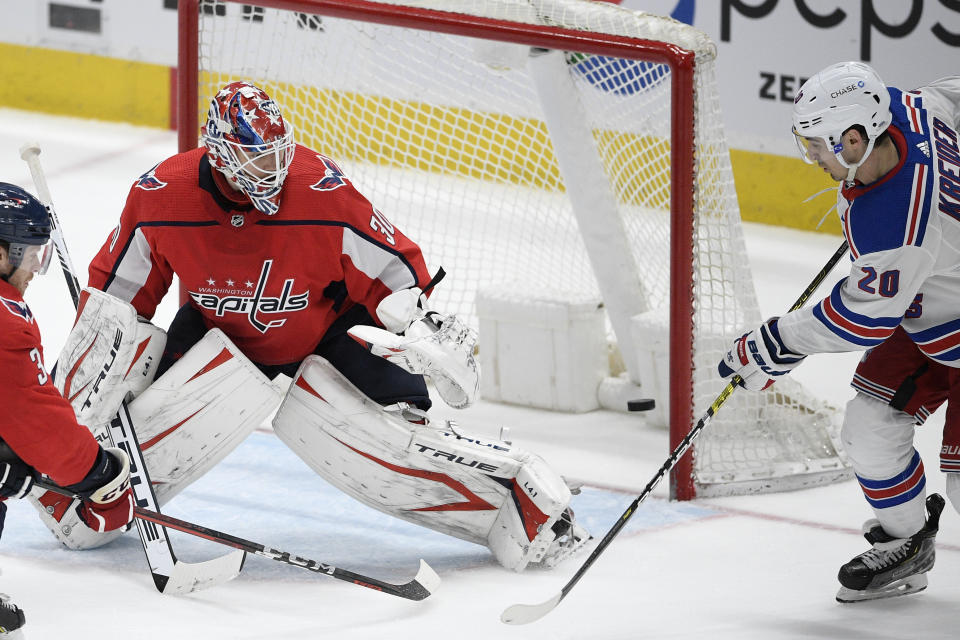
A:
[178,0,850,499]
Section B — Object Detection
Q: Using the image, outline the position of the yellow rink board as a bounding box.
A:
[1,43,841,235]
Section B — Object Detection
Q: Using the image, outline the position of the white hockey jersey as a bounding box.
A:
[778,77,960,367]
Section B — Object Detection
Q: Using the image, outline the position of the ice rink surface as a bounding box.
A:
[1,108,959,639]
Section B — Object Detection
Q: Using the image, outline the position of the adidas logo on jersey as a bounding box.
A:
[917,141,931,157]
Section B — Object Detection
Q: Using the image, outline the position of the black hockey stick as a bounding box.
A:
[19,142,245,595]
[36,479,439,601]
[501,240,850,625]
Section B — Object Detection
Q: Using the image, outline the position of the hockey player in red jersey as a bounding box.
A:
[0,183,136,636]
[52,81,588,572]
[718,62,960,602]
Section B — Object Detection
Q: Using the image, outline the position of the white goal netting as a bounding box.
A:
[187,0,850,497]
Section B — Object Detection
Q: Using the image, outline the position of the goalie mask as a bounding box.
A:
[792,61,892,183]
[0,182,53,278]
[203,81,296,215]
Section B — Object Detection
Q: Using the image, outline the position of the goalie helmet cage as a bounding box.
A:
[177,0,850,500]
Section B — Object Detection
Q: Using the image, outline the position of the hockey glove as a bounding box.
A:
[375,287,428,333]
[718,317,806,391]
[0,460,39,500]
[348,313,480,409]
[67,447,134,533]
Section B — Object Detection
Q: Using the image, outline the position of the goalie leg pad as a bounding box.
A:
[29,487,126,550]
[56,288,166,426]
[273,355,588,570]
[128,328,282,505]
[124,320,167,399]
[32,329,281,550]
[487,456,589,571]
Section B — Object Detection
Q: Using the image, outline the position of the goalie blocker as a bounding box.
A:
[273,355,589,571]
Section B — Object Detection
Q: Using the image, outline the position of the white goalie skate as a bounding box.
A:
[539,506,591,568]
[836,493,944,603]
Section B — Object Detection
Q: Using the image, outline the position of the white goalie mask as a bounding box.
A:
[202,81,296,215]
[792,61,892,182]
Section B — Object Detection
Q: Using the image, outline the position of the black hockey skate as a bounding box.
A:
[836,493,945,603]
[0,592,25,636]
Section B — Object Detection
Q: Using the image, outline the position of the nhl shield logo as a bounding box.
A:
[231,214,245,227]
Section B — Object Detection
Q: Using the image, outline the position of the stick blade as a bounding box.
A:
[159,550,246,595]
[500,592,562,625]
[394,559,441,601]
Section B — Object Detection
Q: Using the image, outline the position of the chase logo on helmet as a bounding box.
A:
[831,81,865,99]
[188,259,308,333]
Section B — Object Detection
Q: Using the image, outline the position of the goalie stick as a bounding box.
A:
[36,479,440,601]
[19,142,245,595]
[501,240,850,625]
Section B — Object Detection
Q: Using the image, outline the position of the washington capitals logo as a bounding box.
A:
[310,155,349,192]
[135,163,168,191]
[1,295,33,323]
[188,259,308,333]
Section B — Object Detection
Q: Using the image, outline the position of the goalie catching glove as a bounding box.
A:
[718,317,806,391]
[348,287,480,409]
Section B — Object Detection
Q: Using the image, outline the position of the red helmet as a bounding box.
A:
[203,82,295,214]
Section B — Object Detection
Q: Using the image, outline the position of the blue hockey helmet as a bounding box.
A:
[0,182,53,275]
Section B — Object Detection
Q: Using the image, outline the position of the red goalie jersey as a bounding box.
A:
[88,147,432,365]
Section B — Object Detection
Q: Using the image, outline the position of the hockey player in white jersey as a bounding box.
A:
[718,61,960,602]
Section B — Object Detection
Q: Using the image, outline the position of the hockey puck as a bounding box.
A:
[627,398,656,412]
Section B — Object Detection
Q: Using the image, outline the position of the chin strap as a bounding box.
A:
[841,136,878,185]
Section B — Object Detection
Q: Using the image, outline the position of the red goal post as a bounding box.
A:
[176,0,849,500]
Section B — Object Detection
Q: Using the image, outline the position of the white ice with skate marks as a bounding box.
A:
[2,432,717,579]
[1,109,960,639]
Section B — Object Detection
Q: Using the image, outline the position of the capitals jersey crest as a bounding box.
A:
[188,259,309,334]
[310,155,349,192]
[1,295,34,323]
[136,163,168,191]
